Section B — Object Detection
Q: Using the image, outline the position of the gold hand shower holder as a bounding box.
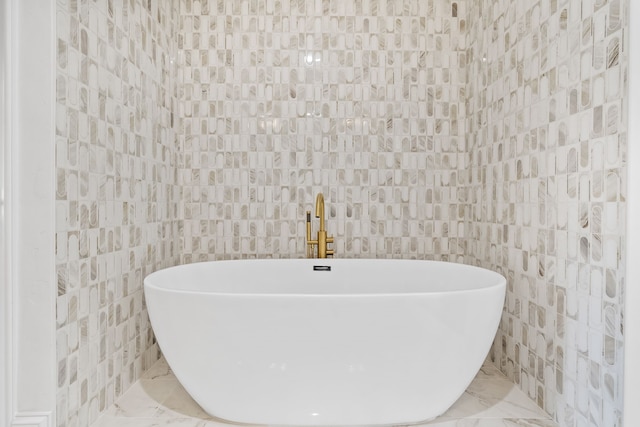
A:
[306,193,334,258]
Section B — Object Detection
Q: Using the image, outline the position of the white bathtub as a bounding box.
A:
[144,259,506,426]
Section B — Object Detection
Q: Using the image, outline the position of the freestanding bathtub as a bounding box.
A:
[144,259,506,426]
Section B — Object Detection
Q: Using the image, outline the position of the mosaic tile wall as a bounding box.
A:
[55,0,180,426]
[464,0,627,426]
[52,0,630,426]
[178,0,469,262]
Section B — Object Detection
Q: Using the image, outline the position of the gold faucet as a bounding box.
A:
[306,192,334,258]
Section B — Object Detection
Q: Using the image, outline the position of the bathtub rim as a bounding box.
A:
[144,258,507,297]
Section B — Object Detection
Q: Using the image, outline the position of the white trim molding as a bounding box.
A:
[11,412,54,427]
[1,0,11,425]
[3,0,57,425]
[624,2,640,426]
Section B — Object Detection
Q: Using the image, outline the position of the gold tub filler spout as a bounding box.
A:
[306,192,334,258]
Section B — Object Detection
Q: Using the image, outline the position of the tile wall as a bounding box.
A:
[53,1,629,427]
[55,1,181,426]
[465,0,627,426]
[178,0,469,261]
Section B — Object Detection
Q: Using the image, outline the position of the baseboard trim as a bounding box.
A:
[11,412,53,427]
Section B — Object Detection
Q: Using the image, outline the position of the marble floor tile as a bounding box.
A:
[154,384,213,419]
[437,378,549,419]
[101,378,180,418]
[92,418,205,427]
[91,359,558,427]
[142,358,175,381]
[416,420,560,427]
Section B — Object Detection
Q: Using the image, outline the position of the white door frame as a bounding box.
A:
[623,1,640,426]
[1,0,11,425]
[2,1,56,426]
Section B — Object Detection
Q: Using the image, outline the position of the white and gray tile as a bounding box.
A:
[56,1,629,427]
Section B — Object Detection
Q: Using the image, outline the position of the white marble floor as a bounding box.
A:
[92,358,558,427]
